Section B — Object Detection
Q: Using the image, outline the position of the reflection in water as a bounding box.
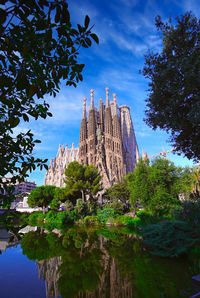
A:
[38,257,60,298]
[0,226,21,252]
[34,230,134,298]
[19,226,195,298]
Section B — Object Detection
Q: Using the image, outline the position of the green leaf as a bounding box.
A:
[90,33,99,44]
[84,15,90,29]
[22,114,29,122]
[0,8,6,25]
[9,117,20,128]
[86,37,92,47]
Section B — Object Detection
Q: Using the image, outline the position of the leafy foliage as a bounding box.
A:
[28,185,56,213]
[74,198,89,218]
[0,0,99,199]
[28,211,45,223]
[103,200,125,215]
[64,161,102,203]
[105,180,130,204]
[129,158,192,216]
[21,230,51,260]
[142,220,198,257]
[192,166,200,197]
[143,12,200,161]
[173,198,200,230]
[97,208,116,223]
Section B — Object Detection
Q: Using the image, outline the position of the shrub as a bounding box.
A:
[103,201,124,215]
[113,215,142,228]
[74,199,88,218]
[136,210,152,222]
[65,200,73,212]
[97,208,116,223]
[86,201,99,214]
[49,198,60,210]
[83,215,98,225]
[45,211,75,225]
[62,212,75,225]
[19,213,29,224]
[172,198,200,230]
[28,211,45,223]
[142,220,198,258]
[188,245,200,275]
[45,210,57,222]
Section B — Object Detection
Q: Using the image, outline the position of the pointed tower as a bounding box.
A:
[104,87,114,185]
[77,87,139,190]
[99,98,104,132]
[112,93,125,181]
[79,97,88,164]
[87,89,96,165]
[120,105,139,172]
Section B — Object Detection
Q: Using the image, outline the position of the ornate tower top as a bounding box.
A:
[82,97,86,119]
[105,87,109,108]
[90,89,94,110]
[113,93,117,115]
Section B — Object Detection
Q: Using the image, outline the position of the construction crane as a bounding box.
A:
[148,147,176,160]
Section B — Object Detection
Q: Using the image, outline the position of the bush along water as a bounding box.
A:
[141,220,199,258]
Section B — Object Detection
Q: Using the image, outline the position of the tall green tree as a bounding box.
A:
[28,185,56,213]
[129,158,193,216]
[64,161,101,203]
[105,180,130,204]
[128,158,152,214]
[126,172,138,216]
[143,12,200,162]
[0,0,99,198]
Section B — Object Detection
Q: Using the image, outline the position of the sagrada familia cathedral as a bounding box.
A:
[44,88,139,189]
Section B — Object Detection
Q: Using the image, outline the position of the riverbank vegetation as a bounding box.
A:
[3,158,200,258]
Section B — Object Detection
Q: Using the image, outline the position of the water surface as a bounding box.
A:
[0,225,198,297]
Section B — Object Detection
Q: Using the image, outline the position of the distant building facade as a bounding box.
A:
[1,178,36,195]
[16,180,37,193]
[44,88,139,190]
[44,144,79,187]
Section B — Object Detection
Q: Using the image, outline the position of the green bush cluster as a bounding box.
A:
[97,208,116,223]
[113,215,142,228]
[82,215,98,225]
[103,201,124,215]
[74,199,89,218]
[142,220,198,258]
[172,198,200,230]
[28,210,75,225]
[28,211,45,224]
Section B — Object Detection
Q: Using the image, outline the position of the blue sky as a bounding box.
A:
[19,0,200,186]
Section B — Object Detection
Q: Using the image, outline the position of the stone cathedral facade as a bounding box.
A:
[79,88,139,189]
[44,87,139,189]
[44,144,79,187]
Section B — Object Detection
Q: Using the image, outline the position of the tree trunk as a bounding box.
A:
[43,205,45,215]
[81,190,84,202]
[133,204,137,217]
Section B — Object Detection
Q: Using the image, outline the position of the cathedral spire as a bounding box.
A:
[82,97,86,119]
[90,89,94,110]
[113,93,117,115]
[105,87,109,108]
[99,98,104,131]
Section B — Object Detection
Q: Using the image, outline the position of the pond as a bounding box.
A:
[0,224,199,297]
